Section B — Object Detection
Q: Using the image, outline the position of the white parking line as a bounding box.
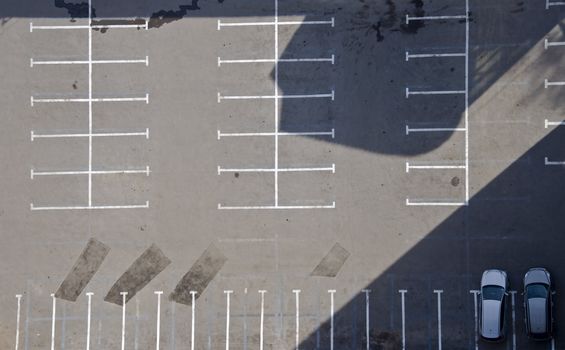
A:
[86,292,93,350]
[30,22,149,32]
[217,91,334,102]
[31,167,150,178]
[218,129,334,139]
[218,55,334,66]
[121,292,127,350]
[405,125,466,135]
[544,119,565,128]
[399,290,407,350]
[434,290,443,350]
[328,290,336,350]
[217,17,334,29]
[545,39,565,49]
[545,79,565,88]
[50,294,56,350]
[31,95,149,105]
[218,203,336,210]
[15,295,22,350]
[218,165,335,174]
[405,88,465,98]
[224,291,233,350]
[470,290,479,350]
[189,291,197,350]
[31,57,148,67]
[405,14,467,23]
[405,162,466,173]
[544,157,565,166]
[154,291,163,350]
[405,52,466,61]
[258,291,266,350]
[546,0,565,9]
[362,289,371,350]
[31,130,149,140]
[405,199,467,206]
[293,290,300,350]
[510,291,516,350]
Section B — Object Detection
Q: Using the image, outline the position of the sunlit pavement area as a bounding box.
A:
[0,0,564,349]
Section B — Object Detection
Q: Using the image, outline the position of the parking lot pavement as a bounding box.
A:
[0,0,565,349]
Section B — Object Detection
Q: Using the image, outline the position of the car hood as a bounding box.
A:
[481,300,502,339]
[528,298,548,334]
[482,270,507,288]
[525,269,550,286]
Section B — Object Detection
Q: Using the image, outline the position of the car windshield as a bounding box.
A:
[526,284,548,299]
[482,285,504,300]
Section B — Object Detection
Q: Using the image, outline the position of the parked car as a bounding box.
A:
[524,268,553,340]
[479,269,509,342]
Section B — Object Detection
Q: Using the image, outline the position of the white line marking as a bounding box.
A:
[545,39,565,49]
[434,290,443,350]
[224,291,233,350]
[405,199,467,206]
[546,0,565,9]
[218,203,336,210]
[218,165,335,174]
[259,290,267,350]
[31,130,149,140]
[31,167,150,178]
[51,293,56,350]
[399,290,407,350]
[405,125,466,135]
[545,119,565,128]
[405,162,466,173]
[274,0,280,207]
[218,92,334,101]
[406,88,465,98]
[88,0,93,207]
[328,290,336,350]
[470,290,479,350]
[218,56,334,66]
[31,95,149,104]
[551,338,556,350]
[31,58,148,66]
[15,295,22,350]
[121,292,127,350]
[545,157,565,166]
[86,292,93,350]
[217,18,334,29]
[154,291,163,350]
[293,290,300,350]
[510,291,516,350]
[406,14,467,23]
[190,291,197,350]
[464,0,470,205]
[218,129,334,139]
[30,23,148,31]
[30,202,150,210]
[545,79,565,88]
[405,52,466,61]
[362,290,371,350]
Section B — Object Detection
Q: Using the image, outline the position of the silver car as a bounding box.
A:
[479,269,509,342]
[524,268,553,340]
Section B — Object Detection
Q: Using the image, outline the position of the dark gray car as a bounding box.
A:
[523,268,553,340]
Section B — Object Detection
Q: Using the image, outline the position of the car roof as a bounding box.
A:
[527,298,548,334]
[481,299,502,339]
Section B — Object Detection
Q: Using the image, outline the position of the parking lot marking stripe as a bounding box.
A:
[218,130,334,139]
[31,58,148,66]
[398,290,407,350]
[510,291,516,350]
[405,126,466,135]
[258,291,267,350]
[31,96,149,104]
[545,120,565,128]
[405,52,466,61]
[544,157,565,166]
[50,294,56,350]
[434,290,443,350]
[218,56,334,66]
[15,295,22,350]
[463,0,470,204]
[405,88,466,98]
[293,290,300,350]
[551,338,556,350]
[362,290,371,350]
[406,199,467,206]
[218,92,334,101]
[470,290,479,350]
[545,79,565,88]
[86,292,93,350]
[120,293,127,350]
[224,291,233,350]
[545,39,565,49]
[405,14,467,23]
[154,291,163,350]
[190,291,197,350]
[31,130,149,140]
[31,168,150,178]
[274,0,280,206]
[30,202,149,210]
[87,0,93,206]
[30,23,148,31]
[218,165,334,174]
[406,162,466,173]
[217,18,334,29]
[218,203,335,210]
[328,290,336,350]
[546,0,565,9]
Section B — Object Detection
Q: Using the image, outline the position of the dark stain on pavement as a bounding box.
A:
[104,244,171,305]
[170,243,227,305]
[311,243,350,277]
[55,238,110,302]
[54,0,93,19]
[149,0,200,29]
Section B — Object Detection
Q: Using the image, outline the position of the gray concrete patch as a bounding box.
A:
[310,243,350,277]
[55,238,110,302]
[104,244,171,305]
[169,243,227,305]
